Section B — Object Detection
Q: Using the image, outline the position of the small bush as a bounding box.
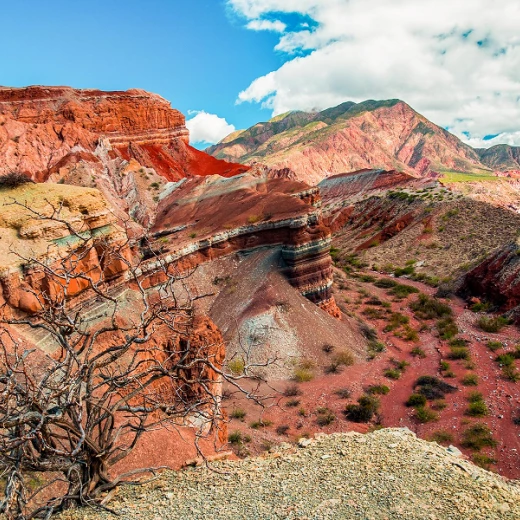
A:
[486,341,503,352]
[384,312,409,332]
[322,344,335,354]
[437,317,458,339]
[462,374,478,386]
[472,453,497,470]
[495,354,515,366]
[461,423,497,451]
[389,283,420,299]
[449,337,469,348]
[448,348,470,360]
[334,388,351,399]
[333,351,354,367]
[0,172,34,189]
[366,384,390,395]
[286,398,300,407]
[228,431,243,444]
[293,368,313,382]
[406,394,427,407]
[411,347,426,358]
[429,430,453,445]
[502,365,520,382]
[230,408,246,420]
[410,294,452,320]
[431,399,447,410]
[360,324,378,341]
[467,391,484,403]
[283,384,302,397]
[478,315,510,333]
[316,407,336,426]
[415,406,439,423]
[384,369,401,380]
[466,401,488,417]
[276,425,290,436]
[345,395,380,423]
[373,278,398,289]
[415,376,457,400]
[250,419,273,429]
[367,340,386,359]
[440,360,450,371]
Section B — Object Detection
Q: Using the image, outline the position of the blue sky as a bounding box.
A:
[2,1,520,148]
[1,0,280,141]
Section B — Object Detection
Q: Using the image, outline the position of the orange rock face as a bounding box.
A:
[0,85,248,182]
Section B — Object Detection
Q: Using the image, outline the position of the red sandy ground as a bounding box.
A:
[223,269,520,479]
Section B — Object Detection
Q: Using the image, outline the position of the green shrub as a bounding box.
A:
[286,398,300,407]
[411,347,426,358]
[449,337,469,348]
[406,394,427,407]
[316,407,336,426]
[429,430,453,445]
[360,274,376,282]
[410,294,452,320]
[486,340,503,352]
[367,340,386,359]
[250,419,273,429]
[335,388,351,399]
[495,354,515,366]
[384,369,401,380]
[345,395,380,422]
[415,376,457,400]
[373,278,398,289]
[439,360,450,371]
[231,408,246,420]
[466,401,488,417]
[415,407,439,423]
[228,431,244,444]
[389,283,420,299]
[467,391,484,403]
[448,348,470,360]
[472,453,497,470]
[293,368,314,382]
[366,384,390,395]
[502,365,520,382]
[383,312,410,332]
[437,317,458,339]
[478,315,510,333]
[462,374,478,386]
[333,351,355,367]
[461,423,497,451]
[431,399,447,410]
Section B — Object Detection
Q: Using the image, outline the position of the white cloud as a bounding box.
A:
[228,0,520,147]
[247,19,286,32]
[466,132,520,149]
[186,111,236,145]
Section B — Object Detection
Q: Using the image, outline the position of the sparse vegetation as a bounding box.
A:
[0,171,34,189]
[250,419,273,429]
[461,423,497,451]
[334,388,351,399]
[316,407,336,426]
[410,294,452,320]
[283,384,302,397]
[366,384,390,395]
[228,358,245,375]
[406,394,427,408]
[478,315,510,333]
[410,346,426,358]
[415,406,439,423]
[345,395,380,423]
[462,373,479,386]
[231,408,247,420]
[415,376,457,400]
[429,430,453,445]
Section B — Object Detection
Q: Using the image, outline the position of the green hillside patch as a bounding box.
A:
[440,171,500,183]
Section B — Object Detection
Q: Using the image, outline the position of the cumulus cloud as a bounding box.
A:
[228,0,520,147]
[247,19,286,32]
[186,111,236,145]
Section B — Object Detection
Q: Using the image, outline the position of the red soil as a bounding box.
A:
[223,270,520,479]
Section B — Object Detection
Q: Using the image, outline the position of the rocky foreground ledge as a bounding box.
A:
[61,429,520,520]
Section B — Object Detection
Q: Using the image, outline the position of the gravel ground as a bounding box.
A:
[60,428,520,520]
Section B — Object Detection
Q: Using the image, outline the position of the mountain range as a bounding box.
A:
[207,99,520,184]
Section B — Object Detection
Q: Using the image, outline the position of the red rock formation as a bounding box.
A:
[0,85,248,183]
[461,242,520,317]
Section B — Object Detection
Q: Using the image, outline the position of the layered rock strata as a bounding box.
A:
[147,172,338,313]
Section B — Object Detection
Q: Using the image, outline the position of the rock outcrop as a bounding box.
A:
[147,171,337,313]
[206,99,491,184]
[460,240,520,319]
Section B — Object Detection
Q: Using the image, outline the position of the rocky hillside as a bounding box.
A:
[59,429,520,520]
[476,144,520,174]
[206,99,496,184]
